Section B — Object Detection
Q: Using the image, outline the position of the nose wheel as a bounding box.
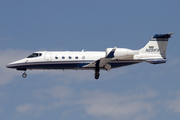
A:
[22,72,27,78]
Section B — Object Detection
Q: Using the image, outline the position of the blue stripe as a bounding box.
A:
[7,60,142,70]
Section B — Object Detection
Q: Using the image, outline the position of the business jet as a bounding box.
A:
[6,33,173,79]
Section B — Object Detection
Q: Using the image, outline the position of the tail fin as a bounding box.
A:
[137,33,173,64]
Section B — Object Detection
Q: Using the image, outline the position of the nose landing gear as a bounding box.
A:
[22,72,27,78]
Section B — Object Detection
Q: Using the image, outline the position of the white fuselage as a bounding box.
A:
[6,33,172,79]
[6,50,141,71]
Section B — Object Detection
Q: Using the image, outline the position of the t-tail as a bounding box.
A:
[134,33,173,64]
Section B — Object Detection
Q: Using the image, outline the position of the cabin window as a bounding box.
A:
[82,56,85,59]
[62,56,65,59]
[27,53,42,58]
[69,56,72,59]
[55,56,58,59]
[75,56,78,59]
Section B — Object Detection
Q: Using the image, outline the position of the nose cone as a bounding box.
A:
[6,63,13,68]
[6,61,19,69]
[6,59,27,69]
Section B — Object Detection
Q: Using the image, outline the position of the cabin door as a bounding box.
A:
[44,52,51,61]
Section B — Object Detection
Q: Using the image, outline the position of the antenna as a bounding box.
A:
[82,49,87,52]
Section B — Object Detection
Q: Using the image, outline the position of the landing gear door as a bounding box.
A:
[44,52,51,61]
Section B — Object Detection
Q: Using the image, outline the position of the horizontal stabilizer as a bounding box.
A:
[153,33,173,38]
[144,58,166,64]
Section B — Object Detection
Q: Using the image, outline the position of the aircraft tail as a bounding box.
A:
[135,33,173,64]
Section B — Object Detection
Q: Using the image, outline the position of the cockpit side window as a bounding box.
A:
[27,53,42,58]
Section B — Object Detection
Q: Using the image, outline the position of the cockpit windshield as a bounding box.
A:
[27,53,42,58]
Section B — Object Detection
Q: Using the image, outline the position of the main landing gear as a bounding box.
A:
[95,72,100,79]
[94,68,100,79]
[22,72,27,78]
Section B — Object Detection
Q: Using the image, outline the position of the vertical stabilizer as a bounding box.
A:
[139,33,173,58]
[136,33,173,64]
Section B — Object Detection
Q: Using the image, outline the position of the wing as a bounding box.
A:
[83,47,116,71]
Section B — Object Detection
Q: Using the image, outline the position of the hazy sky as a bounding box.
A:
[1,0,180,120]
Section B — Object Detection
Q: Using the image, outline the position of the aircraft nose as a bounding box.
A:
[6,59,26,69]
[6,64,11,68]
[6,63,15,68]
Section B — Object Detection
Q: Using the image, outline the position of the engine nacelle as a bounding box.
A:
[106,48,134,59]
